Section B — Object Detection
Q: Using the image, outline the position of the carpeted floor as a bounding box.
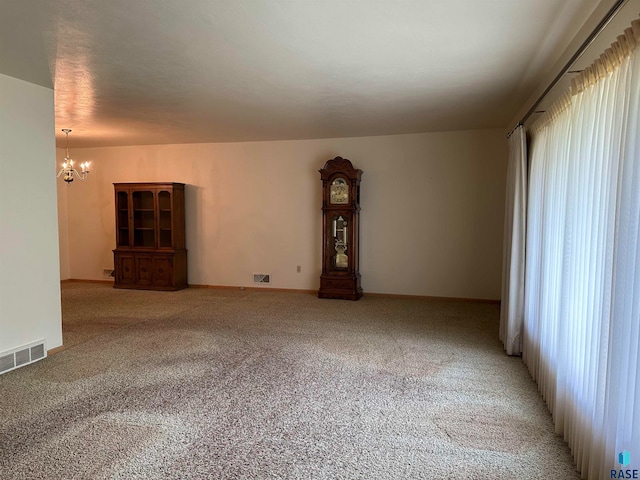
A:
[0,282,579,479]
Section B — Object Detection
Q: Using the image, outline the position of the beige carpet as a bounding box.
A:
[0,282,579,479]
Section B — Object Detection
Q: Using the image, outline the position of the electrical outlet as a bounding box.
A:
[103,269,115,278]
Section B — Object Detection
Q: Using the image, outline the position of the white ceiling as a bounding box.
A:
[0,0,606,147]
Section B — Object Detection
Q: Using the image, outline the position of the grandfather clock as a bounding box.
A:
[318,156,363,300]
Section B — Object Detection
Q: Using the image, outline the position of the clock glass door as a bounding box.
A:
[331,215,348,269]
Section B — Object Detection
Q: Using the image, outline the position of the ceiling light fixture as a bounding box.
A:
[57,129,90,184]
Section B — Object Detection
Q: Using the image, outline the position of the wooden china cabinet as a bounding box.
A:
[113,182,187,291]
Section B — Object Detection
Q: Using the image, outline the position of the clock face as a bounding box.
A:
[330,178,349,204]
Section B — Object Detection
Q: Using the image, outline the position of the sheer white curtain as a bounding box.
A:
[523,20,640,479]
[500,125,527,355]
[599,28,640,479]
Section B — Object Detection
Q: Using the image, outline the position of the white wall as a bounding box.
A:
[0,73,63,353]
[59,129,507,299]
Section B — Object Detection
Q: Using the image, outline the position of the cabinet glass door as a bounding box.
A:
[158,190,172,248]
[116,191,130,246]
[132,191,155,247]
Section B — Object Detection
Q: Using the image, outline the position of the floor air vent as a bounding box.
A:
[253,273,271,284]
[0,340,46,375]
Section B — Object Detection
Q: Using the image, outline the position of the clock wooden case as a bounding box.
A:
[113,182,187,291]
[318,157,363,300]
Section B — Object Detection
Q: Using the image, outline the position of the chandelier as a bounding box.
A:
[57,129,90,183]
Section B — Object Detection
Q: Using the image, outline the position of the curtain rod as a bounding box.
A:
[507,0,628,138]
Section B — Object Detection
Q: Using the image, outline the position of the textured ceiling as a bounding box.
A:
[0,0,604,147]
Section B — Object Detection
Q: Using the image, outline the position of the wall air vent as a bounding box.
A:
[0,354,15,374]
[0,340,47,375]
[31,343,45,361]
[253,273,271,284]
[15,348,30,367]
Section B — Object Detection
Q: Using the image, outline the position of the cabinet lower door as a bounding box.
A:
[153,256,173,287]
[135,256,154,286]
[116,255,136,285]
